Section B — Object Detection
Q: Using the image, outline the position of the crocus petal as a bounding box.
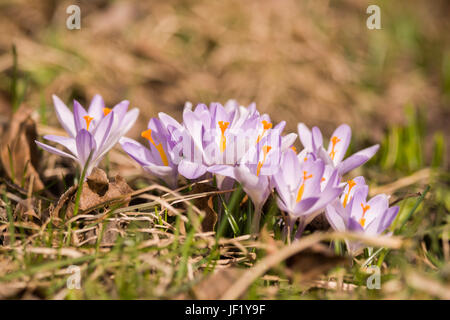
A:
[52,95,76,137]
[92,111,113,152]
[291,197,319,217]
[142,164,174,179]
[158,112,184,132]
[306,168,343,215]
[120,139,155,167]
[378,206,400,233]
[281,133,298,151]
[280,149,301,189]
[35,141,77,160]
[367,194,389,214]
[273,121,286,134]
[112,100,130,122]
[276,196,290,213]
[348,217,365,233]
[327,124,351,165]
[183,101,193,112]
[338,144,379,175]
[88,94,105,120]
[297,123,312,151]
[340,176,367,204]
[215,175,235,191]
[100,108,139,160]
[307,186,342,215]
[316,147,334,167]
[73,100,88,132]
[311,126,323,151]
[183,110,205,154]
[193,103,212,129]
[234,166,270,208]
[76,129,96,166]
[43,135,77,156]
[234,166,259,189]
[119,108,139,136]
[325,202,346,232]
[300,158,325,200]
[178,159,207,179]
[207,164,237,180]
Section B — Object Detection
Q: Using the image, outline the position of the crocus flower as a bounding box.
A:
[120,116,179,188]
[178,101,296,181]
[35,94,139,177]
[177,102,239,181]
[206,128,283,232]
[297,123,379,175]
[325,176,400,255]
[273,148,343,239]
[236,130,283,233]
[172,101,296,232]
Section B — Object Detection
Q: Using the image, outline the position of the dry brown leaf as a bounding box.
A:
[66,168,134,217]
[0,105,44,191]
[190,183,218,232]
[285,243,350,283]
[58,168,135,245]
[0,282,26,299]
[191,267,245,300]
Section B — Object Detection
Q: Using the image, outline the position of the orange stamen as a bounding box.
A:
[343,179,356,208]
[256,145,272,176]
[218,121,230,153]
[296,171,313,202]
[141,129,169,166]
[359,203,371,227]
[256,120,273,143]
[329,136,341,160]
[291,146,297,153]
[103,108,112,116]
[83,115,94,131]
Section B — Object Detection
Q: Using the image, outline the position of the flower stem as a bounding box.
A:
[251,204,263,236]
[72,152,93,217]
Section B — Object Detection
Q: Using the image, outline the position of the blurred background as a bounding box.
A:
[0,0,449,300]
[0,0,448,172]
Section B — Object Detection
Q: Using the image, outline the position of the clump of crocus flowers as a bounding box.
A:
[36,94,400,255]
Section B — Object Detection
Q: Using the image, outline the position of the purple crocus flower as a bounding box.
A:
[325,176,400,255]
[177,102,236,181]
[176,101,296,185]
[234,130,283,233]
[35,94,139,177]
[297,123,379,175]
[120,115,179,188]
[166,100,297,233]
[273,148,343,239]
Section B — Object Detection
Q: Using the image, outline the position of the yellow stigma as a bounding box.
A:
[103,108,112,116]
[218,121,230,153]
[291,146,297,153]
[296,171,313,202]
[343,179,356,208]
[83,115,94,131]
[256,145,272,176]
[359,203,371,227]
[256,120,273,143]
[329,136,341,160]
[141,129,169,166]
